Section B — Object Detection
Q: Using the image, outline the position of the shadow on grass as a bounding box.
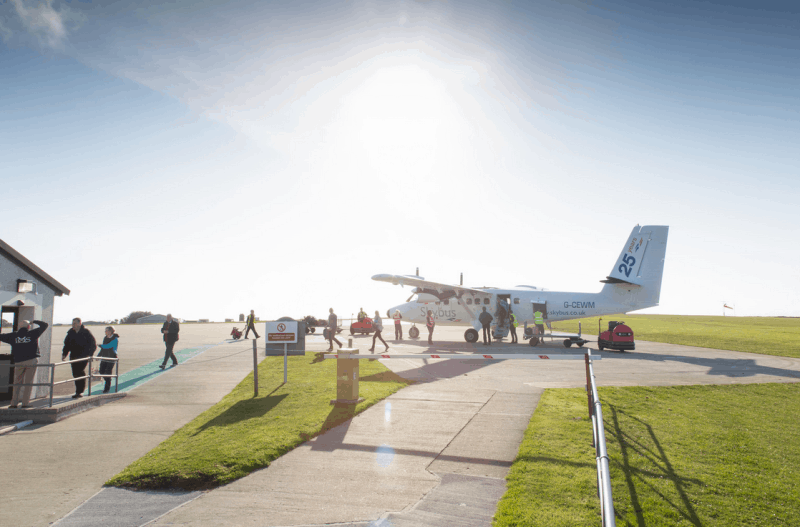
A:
[608,404,705,526]
[194,393,288,434]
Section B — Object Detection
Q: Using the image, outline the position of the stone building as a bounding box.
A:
[0,239,70,399]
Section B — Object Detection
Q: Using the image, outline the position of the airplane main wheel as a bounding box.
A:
[409,326,420,339]
[578,341,585,347]
[529,337,539,347]
[464,329,479,343]
[310,327,316,333]
[563,339,572,348]
[305,327,310,334]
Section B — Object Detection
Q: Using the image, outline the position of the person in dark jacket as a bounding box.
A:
[0,319,48,408]
[96,326,119,393]
[426,310,435,345]
[326,308,342,351]
[478,307,493,346]
[160,314,180,369]
[244,310,259,339]
[62,317,96,398]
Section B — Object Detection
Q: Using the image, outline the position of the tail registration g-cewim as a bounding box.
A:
[372,225,669,343]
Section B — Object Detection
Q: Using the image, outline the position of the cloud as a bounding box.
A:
[1,0,82,48]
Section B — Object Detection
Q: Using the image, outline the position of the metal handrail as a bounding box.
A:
[585,349,616,526]
[1,356,120,407]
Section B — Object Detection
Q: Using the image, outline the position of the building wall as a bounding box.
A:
[0,253,58,399]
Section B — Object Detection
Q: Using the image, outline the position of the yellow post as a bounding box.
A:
[333,347,363,404]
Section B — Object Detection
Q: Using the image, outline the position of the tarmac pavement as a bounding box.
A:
[2,323,800,526]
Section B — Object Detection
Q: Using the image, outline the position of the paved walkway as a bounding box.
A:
[3,324,800,526]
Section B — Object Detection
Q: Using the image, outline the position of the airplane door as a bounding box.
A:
[532,302,547,320]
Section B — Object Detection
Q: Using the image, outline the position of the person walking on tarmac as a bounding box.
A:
[327,308,342,351]
[244,310,260,339]
[160,314,180,369]
[478,307,493,345]
[534,309,546,338]
[393,309,403,340]
[369,310,389,352]
[509,311,519,344]
[426,310,435,345]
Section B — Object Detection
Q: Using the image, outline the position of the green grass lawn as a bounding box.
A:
[551,315,800,358]
[107,353,411,490]
[494,383,800,526]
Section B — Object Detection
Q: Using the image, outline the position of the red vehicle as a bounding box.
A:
[350,317,375,335]
[598,320,635,351]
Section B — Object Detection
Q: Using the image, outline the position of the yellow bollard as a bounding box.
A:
[332,347,364,404]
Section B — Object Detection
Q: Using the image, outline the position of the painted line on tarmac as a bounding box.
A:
[82,341,227,396]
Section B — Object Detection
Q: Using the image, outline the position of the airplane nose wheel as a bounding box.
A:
[409,326,420,339]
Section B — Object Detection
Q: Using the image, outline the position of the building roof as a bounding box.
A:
[0,239,71,296]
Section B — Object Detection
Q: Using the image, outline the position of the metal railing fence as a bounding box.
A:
[0,356,120,408]
[585,349,616,526]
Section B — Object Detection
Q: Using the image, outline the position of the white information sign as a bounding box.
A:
[265,321,298,343]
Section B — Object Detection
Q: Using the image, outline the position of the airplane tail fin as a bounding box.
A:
[600,225,669,310]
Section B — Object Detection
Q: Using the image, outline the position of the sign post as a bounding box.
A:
[266,321,298,384]
[252,339,258,397]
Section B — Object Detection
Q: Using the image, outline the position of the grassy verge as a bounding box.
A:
[107,353,411,490]
[494,383,800,526]
[551,314,800,358]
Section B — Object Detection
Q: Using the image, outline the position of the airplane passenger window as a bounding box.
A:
[467,298,473,305]
[444,300,449,305]
[483,298,490,305]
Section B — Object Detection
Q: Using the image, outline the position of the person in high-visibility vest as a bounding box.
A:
[534,310,545,337]
[426,310,435,345]
[509,312,519,344]
[244,310,260,339]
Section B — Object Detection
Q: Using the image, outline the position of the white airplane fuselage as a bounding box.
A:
[390,286,648,330]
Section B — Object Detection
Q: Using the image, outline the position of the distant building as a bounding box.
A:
[137,314,168,324]
[1,239,71,399]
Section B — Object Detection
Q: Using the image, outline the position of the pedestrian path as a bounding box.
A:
[82,342,226,396]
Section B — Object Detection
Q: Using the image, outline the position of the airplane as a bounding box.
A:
[373,225,668,344]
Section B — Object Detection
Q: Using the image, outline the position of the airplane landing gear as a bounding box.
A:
[464,329,478,343]
[409,326,420,339]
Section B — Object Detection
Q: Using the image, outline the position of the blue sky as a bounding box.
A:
[1,0,798,323]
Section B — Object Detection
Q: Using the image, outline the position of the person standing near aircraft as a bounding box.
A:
[0,319,49,408]
[327,308,342,351]
[534,309,545,338]
[426,310,435,345]
[357,307,367,322]
[509,311,519,344]
[62,318,96,398]
[479,307,493,345]
[159,314,180,369]
[393,309,403,340]
[244,310,260,339]
[369,310,389,353]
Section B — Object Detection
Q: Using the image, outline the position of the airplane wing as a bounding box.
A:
[371,274,489,301]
